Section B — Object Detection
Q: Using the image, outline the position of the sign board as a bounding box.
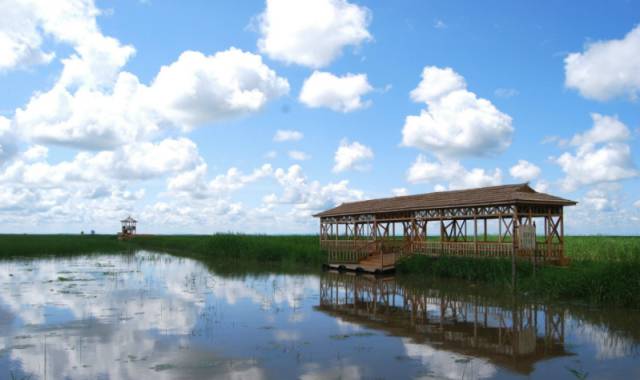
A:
[519,224,537,250]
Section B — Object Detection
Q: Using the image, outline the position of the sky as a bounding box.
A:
[0,0,638,235]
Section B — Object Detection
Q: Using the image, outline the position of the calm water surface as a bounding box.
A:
[0,252,638,379]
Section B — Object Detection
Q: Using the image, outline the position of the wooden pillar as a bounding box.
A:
[512,206,518,289]
[560,207,565,260]
[484,218,487,242]
[474,209,478,255]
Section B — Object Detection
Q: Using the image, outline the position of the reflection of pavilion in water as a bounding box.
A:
[317,272,570,375]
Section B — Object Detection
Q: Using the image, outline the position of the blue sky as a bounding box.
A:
[0,0,638,234]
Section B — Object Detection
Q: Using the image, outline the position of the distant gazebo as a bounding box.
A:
[120,216,137,238]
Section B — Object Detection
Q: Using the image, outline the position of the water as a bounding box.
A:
[0,252,638,379]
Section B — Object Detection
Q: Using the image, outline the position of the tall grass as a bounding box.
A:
[130,234,325,270]
[565,236,640,262]
[396,236,640,307]
[0,234,130,258]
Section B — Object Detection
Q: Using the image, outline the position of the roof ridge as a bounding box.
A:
[340,183,531,206]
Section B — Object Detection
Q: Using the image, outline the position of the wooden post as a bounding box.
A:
[474,209,478,255]
[512,206,518,290]
[560,208,565,261]
[484,218,487,242]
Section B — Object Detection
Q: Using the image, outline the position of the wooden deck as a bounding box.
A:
[322,239,567,274]
[326,253,397,274]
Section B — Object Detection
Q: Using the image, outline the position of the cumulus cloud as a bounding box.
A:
[582,188,618,212]
[168,163,273,199]
[555,114,637,191]
[407,154,502,190]
[269,164,363,216]
[299,71,373,112]
[509,160,541,182]
[402,66,513,157]
[288,150,311,161]
[565,25,640,101]
[0,116,17,164]
[16,48,289,150]
[150,49,290,128]
[0,0,55,71]
[22,145,48,162]
[15,72,158,150]
[273,129,303,142]
[257,0,372,68]
[0,0,134,85]
[0,137,202,186]
[333,139,373,172]
[634,200,640,209]
[570,113,631,146]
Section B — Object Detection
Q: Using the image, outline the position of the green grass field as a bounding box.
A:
[0,234,638,306]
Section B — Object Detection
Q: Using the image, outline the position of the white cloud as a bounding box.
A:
[150,49,290,128]
[288,150,311,161]
[402,66,513,157]
[0,0,55,71]
[634,200,640,209]
[407,154,502,190]
[16,48,289,150]
[167,163,273,200]
[22,145,48,161]
[270,164,363,216]
[264,150,278,159]
[509,160,541,182]
[583,188,618,212]
[15,73,159,150]
[555,114,637,191]
[565,25,640,101]
[391,187,408,196]
[333,139,373,172]
[0,137,202,187]
[533,180,550,193]
[257,0,372,68]
[299,71,373,112]
[570,113,631,146]
[0,116,17,164]
[0,0,135,84]
[273,129,303,142]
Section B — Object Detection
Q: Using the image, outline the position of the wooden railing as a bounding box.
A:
[321,239,564,264]
[411,241,514,258]
[532,243,563,262]
[321,240,374,263]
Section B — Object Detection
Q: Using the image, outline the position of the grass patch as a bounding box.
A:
[129,234,324,274]
[0,234,130,258]
[396,236,640,307]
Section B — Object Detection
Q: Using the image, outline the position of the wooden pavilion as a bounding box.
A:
[314,184,576,273]
[119,216,137,239]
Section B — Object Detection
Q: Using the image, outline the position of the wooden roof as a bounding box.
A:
[314,183,576,218]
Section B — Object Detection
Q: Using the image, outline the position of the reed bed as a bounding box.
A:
[0,234,130,258]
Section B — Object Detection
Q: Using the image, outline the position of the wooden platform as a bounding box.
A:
[326,253,397,274]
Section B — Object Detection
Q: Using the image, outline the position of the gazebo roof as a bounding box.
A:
[314,183,576,218]
[121,216,137,223]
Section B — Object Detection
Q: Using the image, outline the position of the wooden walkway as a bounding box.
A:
[326,252,397,274]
